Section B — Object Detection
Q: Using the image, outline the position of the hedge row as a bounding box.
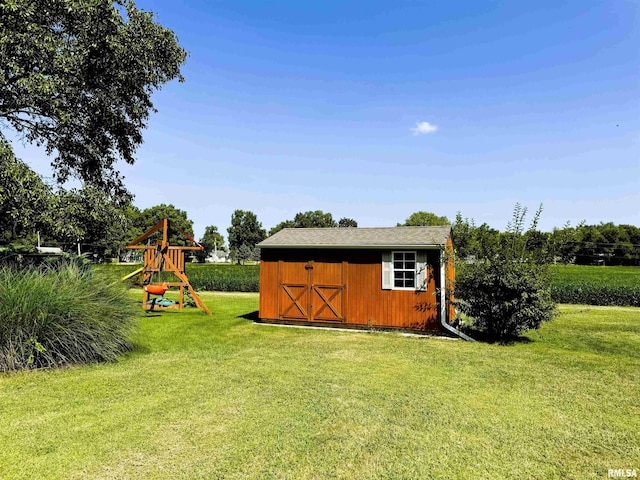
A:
[186,265,260,292]
[550,284,640,307]
[97,264,261,292]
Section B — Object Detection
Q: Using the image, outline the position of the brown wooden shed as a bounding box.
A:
[258,226,468,337]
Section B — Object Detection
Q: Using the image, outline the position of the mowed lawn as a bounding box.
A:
[1,292,638,479]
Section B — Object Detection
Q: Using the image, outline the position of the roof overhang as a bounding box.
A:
[258,226,451,250]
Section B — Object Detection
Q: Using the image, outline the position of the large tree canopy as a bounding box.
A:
[194,225,225,262]
[292,210,337,229]
[0,0,187,198]
[399,211,450,227]
[136,204,194,247]
[228,210,266,251]
[0,140,51,242]
[50,186,132,257]
[269,210,338,235]
[338,217,358,228]
[199,226,225,253]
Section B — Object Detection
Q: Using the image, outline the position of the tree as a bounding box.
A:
[338,217,358,228]
[227,210,266,260]
[196,225,225,262]
[549,222,575,265]
[565,222,640,266]
[400,211,450,226]
[236,244,253,265]
[455,203,556,342]
[451,212,474,259]
[0,0,187,198]
[50,186,133,258]
[269,210,337,235]
[0,140,52,243]
[118,205,142,258]
[293,210,337,228]
[450,217,499,261]
[473,223,501,260]
[269,220,295,237]
[616,224,640,265]
[136,204,195,246]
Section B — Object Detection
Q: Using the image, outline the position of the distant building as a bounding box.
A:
[206,250,229,263]
[36,246,63,255]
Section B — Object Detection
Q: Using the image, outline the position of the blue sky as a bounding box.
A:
[13,0,640,240]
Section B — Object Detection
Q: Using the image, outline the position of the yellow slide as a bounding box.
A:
[121,267,144,281]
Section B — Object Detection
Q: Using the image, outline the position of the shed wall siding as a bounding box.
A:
[260,248,443,332]
[259,259,279,319]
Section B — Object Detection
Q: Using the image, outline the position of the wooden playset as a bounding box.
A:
[124,218,211,315]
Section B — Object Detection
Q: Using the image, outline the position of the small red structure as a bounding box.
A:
[126,218,211,315]
[257,226,463,335]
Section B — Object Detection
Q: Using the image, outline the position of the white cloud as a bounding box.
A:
[411,121,438,135]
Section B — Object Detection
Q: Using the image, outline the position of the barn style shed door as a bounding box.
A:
[278,261,345,323]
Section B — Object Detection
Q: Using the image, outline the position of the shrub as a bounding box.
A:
[455,203,556,342]
[186,264,259,292]
[456,262,556,340]
[0,260,137,372]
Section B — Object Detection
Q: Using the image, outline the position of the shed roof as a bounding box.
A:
[258,226,451,249]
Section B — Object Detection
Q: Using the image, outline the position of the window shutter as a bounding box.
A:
[416,251,427,291]
[382,252,392,290]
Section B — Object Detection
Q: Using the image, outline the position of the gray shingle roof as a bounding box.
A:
[258,226,451,248]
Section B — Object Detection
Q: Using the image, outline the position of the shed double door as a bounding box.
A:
[278,260,345,323]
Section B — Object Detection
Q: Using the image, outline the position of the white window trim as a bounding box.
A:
[382,250,428,291]
[391,250,417,290]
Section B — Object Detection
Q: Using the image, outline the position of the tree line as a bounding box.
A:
[452,212,640,266]
[2,149,638,269]
[0,146,196,260]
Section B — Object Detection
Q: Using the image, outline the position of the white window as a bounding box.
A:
[382,251,428,291]
[393,251,416,289]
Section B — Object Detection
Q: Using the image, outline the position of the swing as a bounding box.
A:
[125,218,211,315]
[143,245,174,309]
[144,245,169,295]
[144,284,168,296]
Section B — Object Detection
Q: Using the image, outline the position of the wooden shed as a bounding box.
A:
[258,226,464,336]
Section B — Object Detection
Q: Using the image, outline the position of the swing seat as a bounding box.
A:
[144,283,168,296]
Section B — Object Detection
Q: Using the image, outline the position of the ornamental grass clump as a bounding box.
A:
[0,260,137,372]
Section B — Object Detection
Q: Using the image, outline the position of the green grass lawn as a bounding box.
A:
[2,293,638,479]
